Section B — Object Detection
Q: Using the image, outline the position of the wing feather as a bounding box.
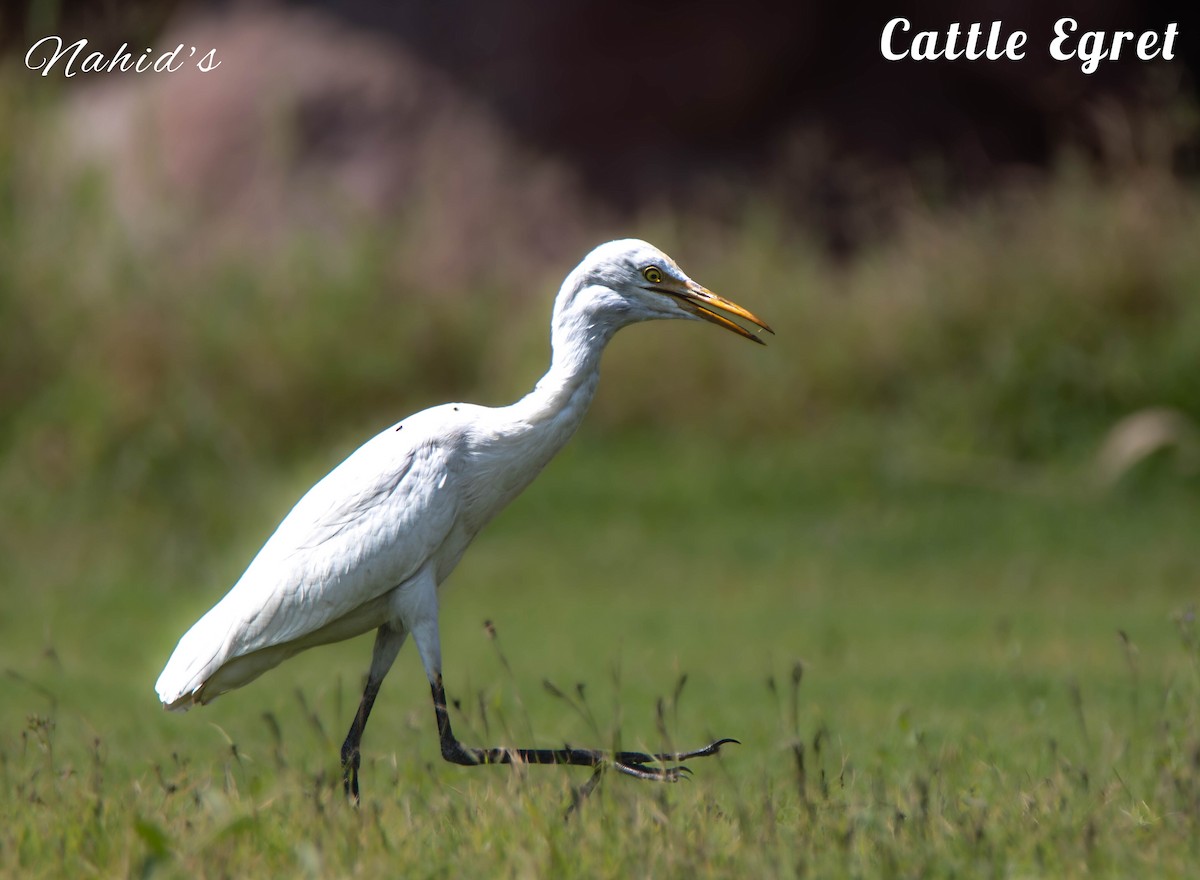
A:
[156,415,462,706]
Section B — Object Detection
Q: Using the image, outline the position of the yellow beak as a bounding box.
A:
[672,280,774,345]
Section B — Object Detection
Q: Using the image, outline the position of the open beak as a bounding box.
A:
[672,280,775,345]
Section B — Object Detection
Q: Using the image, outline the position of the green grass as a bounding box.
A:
[2,434,1198,878]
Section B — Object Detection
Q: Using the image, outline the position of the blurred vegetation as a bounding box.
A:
[3,75,1200,546]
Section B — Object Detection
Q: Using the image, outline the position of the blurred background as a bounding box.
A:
[2,0,1198,462]
[2,0,1200,848]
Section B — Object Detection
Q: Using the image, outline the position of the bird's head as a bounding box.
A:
[557,239,773,344]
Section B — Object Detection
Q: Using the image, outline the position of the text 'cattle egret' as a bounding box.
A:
[156,239,773,799]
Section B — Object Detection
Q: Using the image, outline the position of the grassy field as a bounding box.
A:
[2,77,1200,876]
[2,433,1199,878]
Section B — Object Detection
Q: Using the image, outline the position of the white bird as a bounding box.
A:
[156,239,772,798]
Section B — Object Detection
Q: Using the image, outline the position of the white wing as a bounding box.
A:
[156,412,463,707]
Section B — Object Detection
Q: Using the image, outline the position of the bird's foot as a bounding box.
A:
[611,737,739,782]
[340,743,361,803]
[435,679,737,781]
[436,734,738,781]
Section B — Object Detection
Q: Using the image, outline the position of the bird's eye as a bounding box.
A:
[643,266,664,284]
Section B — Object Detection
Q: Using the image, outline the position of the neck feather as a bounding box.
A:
[510,303,614,429]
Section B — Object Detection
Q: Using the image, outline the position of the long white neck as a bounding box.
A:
[456,292,619,531]
[506,292,617,436]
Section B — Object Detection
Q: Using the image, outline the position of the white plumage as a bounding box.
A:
[156,239,771,794]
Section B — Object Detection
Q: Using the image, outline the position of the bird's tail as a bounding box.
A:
[155,604,235,711]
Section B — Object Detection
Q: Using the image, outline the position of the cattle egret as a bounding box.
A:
[156,239,772,799]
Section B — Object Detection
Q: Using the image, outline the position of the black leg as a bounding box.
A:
[430,676,737,781]
[340,678,383,801]
[340,624,406,802]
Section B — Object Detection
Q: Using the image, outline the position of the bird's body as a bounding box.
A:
[156,239,771,793]
[157,385,597,708]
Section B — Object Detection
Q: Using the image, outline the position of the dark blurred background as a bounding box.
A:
[4,0,1197,255]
